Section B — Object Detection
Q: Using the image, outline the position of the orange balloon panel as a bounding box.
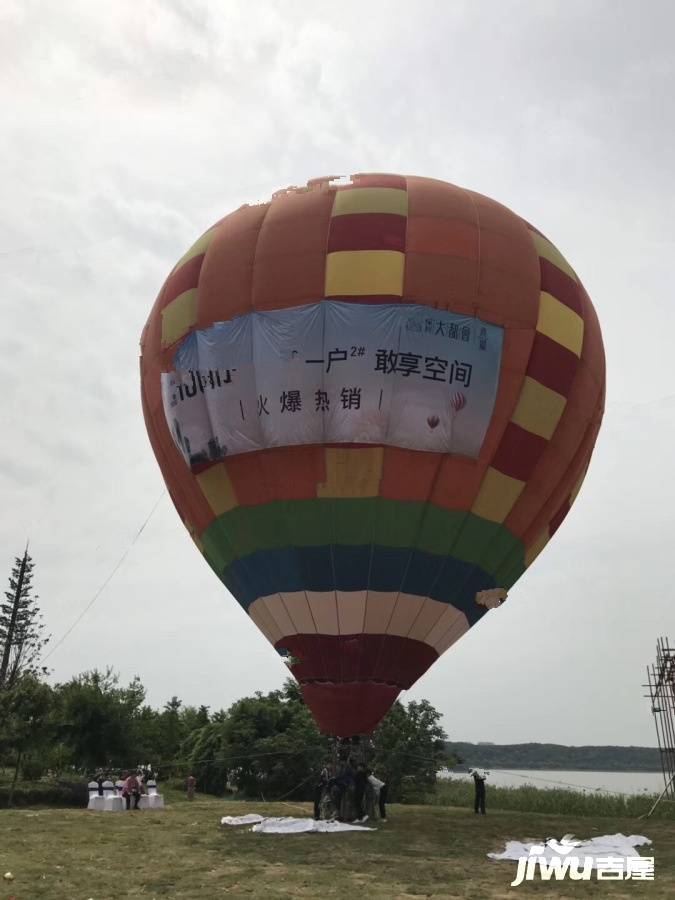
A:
[140,174,605,735]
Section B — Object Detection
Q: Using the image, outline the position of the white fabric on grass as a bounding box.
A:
[221,814,266,826]
[488,833,652,871]
[252,816,374,834]
[220,814,374,833]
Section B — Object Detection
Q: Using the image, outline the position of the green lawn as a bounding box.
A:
[1,790,673,898]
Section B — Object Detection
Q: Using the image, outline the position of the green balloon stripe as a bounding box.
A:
[201,498,525,585]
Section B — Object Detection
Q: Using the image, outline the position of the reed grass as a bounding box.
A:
[430,777,675,819]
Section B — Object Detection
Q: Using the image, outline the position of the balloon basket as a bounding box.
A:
[331,734,375,769]
[318,735,381,823]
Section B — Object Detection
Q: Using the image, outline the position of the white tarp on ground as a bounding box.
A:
[221,814,266,826]
[488,833,652,871]
[221,814,374,834]
[252,816,374,834]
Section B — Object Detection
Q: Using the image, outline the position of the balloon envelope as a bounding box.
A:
[140,174,605,735]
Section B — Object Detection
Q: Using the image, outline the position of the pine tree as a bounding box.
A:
[0,548,49,690]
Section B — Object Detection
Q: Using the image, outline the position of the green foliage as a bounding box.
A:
[0,676,55,758]
[182,682,449,802]
[132,704,165,763]
[0,777,86,808]
[20,757,46,781]
[56,668,146,770]
[184,680,330,799]
[182,721,230,794]
[157,695,185,760]
[178,704,209,735]
[0,661,452,802]
[0,675,56,805]
[2,658,668,823]
[372,699,448,800]
[0,668,220,781]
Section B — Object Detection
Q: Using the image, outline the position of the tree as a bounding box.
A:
[372,699,448,800]
[184,685,448,802]
[132,704,164,764]
[179,704,210,734]
[0,676,55,806]
[182,720,230,794]
[56,668,146,771]
[0,548,49,690]
[185,680,329,798]
[156,695,187,762]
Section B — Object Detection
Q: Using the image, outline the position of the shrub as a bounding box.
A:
[0,778,87,808]
[21,758,46,781]
[429,778,675,819]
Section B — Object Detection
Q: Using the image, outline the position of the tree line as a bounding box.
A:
[447,741,662,772]
[0,550,450,806]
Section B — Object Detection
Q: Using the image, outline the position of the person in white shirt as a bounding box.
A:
[368,772,388,821]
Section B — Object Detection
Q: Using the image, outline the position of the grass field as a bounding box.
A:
[1,789,673,899]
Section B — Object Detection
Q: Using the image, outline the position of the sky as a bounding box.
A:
[2,0,674,747]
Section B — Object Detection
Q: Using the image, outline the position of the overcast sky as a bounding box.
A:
[2,0,673,747]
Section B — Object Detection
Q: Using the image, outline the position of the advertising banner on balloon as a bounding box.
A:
[161,301,503,467]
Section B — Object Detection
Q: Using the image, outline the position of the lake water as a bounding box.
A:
[441,769,666,796]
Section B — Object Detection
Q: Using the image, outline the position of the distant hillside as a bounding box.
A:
[445,742,662,772]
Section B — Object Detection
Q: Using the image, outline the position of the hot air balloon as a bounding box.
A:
[140,174,605,737]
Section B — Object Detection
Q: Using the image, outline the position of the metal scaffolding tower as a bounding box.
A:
[644,637,675,815]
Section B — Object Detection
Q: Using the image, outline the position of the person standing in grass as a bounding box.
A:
[470,768,487,815]
[313,763,330,820]
[368,772,388,821]
[327,758,355,820]
[187,774,196,801]
[353,763,369,823]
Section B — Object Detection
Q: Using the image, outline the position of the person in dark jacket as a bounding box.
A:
[96,772,105,797]
[470,768,488,814]
[353,763,368,823]
[326,758,355,820]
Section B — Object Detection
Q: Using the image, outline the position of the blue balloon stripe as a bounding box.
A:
[219,545,494,626]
